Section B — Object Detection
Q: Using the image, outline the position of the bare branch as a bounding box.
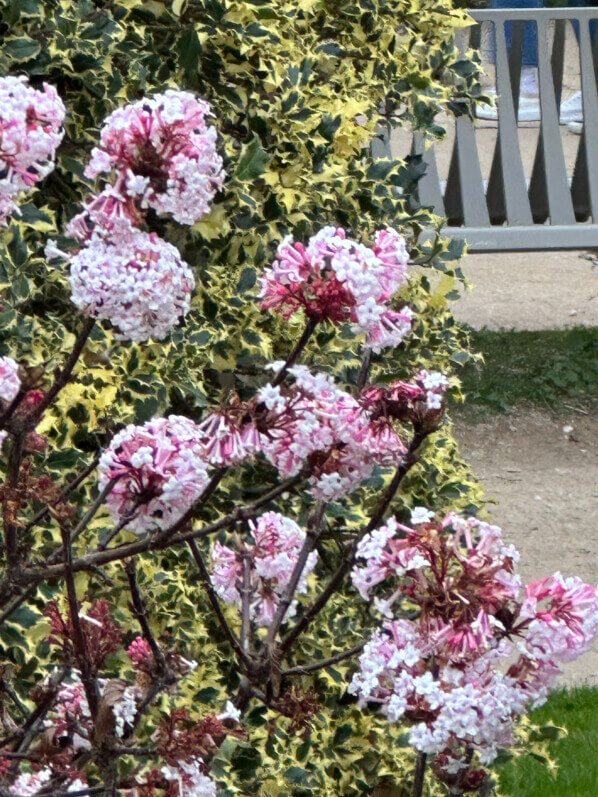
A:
[282,640,365,676]
[265,501,325,646]
[356,348,371,392]
[24,453,101,534]
[240,553,253,655]
[30,318,96,423]
[124,559,168,674]
[271,317,318,387]
[22,473,304,583]
[412,751,428,797]
[187,539,251,668]
[280,431,427,652]
[60,524,100,720]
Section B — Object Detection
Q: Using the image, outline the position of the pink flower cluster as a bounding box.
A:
[0,75,65,224]
[98,415,210,534]
[210,511,318,625]
[349,509,598,769]
[0,355,21,448]
[197,364,406,500]
[85,90,224,225]
[0,355,20,405]
[68,224,195,341]
[360,369,450,433]
[260,227,413,352]
[49,89,224,341]
[161,759,216,797]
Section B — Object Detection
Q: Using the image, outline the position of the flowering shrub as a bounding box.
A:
[349,511,598,789]
[0,75,65,224]
[0,76,595,797]
[0,3,566,795]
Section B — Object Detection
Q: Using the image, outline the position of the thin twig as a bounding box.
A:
[0,389,26,429]
[60,524,100,720]
[124,560,168,674]
[280,431,426,652]
[0,585,36,626]
[30,318,96,422]
[0,680,29,718]
[271,318,318,387]
[411,751,428,797]
[240,553,253,655]
[24,453,101,534]
[3,431,25,568]
[187,539,251,667]
[21,473,304,583]
[356,348,371,392]
[265,501,325,646]
[282,640,366,676]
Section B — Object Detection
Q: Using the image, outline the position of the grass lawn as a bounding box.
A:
[454,327,598,412]
[496,686,598,796]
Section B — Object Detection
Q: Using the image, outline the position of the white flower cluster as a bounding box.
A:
[0,75,65,224]
[162,758,217,797]
[68,225,195,341]
[0,355,20,404]
[85,89,224,225]
[98,415,210,534]
[211,511,318,625]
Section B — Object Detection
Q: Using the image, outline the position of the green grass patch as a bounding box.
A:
[496,686,598,796]
[454,327,598,412]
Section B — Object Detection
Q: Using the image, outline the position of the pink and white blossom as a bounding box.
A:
[98,416,209,534]
[260,226,412,351]
[350,511,598,763]
[67,224,195,341]
[0,75,65,224]
[162,758,216,797]
[0,356,20,404]
[85,90,224,225]
[211,511,318,625]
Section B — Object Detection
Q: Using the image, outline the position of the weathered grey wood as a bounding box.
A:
[578,18,598,221]
[412,133,445,214]
[451,116,491,227]
[571,131,591,221]
[534,18,575,224]
[528,18,567,223]
[405,7,598,251]
[487,19,525,224]
[493,19,533,225]
[421,224,598,251]
[371,121,392,160]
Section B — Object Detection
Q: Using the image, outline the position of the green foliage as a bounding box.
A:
[0,0,491,792]
[495,687,598,797]
[456,327,598,412]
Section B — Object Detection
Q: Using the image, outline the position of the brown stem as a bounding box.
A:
[271,317,318,387]
[3,431,25,568]
[280,431,426,652]
[0,388,26,429]
[23,453,101,534]
[60,524,100,720]
[240,554,253,655]
[124,560,168,675]
[265,501,325,646]
[31,317,96,422]
[412,751,427,797]
[187,539,251,668]
[0,585,36,626]
[478,776,496,797]
[356,348,371,392]
[21,473,304,584]
[282,640,366,676]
